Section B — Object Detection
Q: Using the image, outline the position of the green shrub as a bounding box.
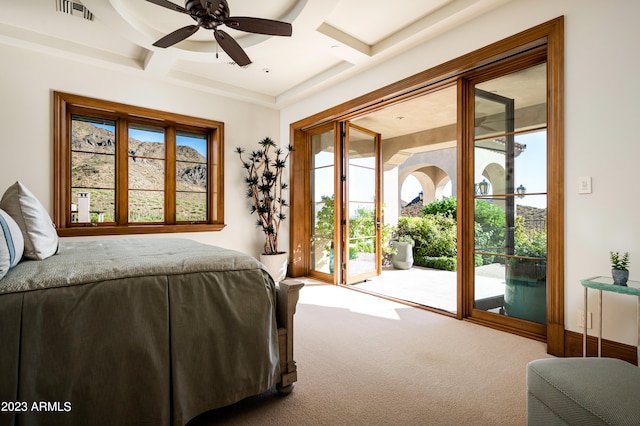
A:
[315,194,396,258]
[315,195,335,244]
[474,200,506,243]
[415,255,457,271]
[398,214,456,260]
[422,196,457,218]
[514,216,546,258]
[473,200,507,265]
[316,195,546,273]
[404,198,513,270]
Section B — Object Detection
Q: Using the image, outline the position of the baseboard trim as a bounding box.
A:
[564,330,637,365]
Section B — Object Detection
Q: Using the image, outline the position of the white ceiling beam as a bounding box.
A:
[0,22,140,70]
[373,0,512,56]
[143,50,175,75]
[316,23,371,64]
[277,61,354,106]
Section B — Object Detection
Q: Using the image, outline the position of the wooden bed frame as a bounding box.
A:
[275,279,304,394]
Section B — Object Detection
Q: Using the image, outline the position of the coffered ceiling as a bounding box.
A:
[0,0,511,108]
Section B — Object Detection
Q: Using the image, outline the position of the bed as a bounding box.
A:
[0,237,303,426]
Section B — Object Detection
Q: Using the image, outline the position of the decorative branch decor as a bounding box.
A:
[236,137,293,255]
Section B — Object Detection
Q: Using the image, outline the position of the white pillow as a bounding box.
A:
[0,208,24,279]
[0,181,59,260]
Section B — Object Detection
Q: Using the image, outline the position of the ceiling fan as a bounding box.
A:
[145,0,293,67]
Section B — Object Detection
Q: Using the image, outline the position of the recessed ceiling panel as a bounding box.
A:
[324,0,453,46]
[173,38,344,96]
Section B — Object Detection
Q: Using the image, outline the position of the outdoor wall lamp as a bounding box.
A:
[516,184,526,198]
[476,179,489,195]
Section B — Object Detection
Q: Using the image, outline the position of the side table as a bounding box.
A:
[580,276,640,365]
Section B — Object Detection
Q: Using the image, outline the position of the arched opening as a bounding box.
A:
[399,167,453,217]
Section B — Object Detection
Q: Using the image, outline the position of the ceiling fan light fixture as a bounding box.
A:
[145,0,292,67]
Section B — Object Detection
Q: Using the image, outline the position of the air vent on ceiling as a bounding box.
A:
[56,0,94,21]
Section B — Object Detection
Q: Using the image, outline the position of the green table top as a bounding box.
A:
[581,276,640,296]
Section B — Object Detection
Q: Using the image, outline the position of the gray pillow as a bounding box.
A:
[0,208,24,279]
[0,181,59,260]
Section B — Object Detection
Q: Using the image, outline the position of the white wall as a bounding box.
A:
[0,42,281,257]
[280,0,640,346]
[383,167,399,225]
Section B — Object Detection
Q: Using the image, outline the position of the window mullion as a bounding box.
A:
[165,126,176,224]
[116,117,129,226]
[209,130,217,223]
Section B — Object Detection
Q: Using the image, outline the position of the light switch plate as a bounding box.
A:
[578,176,592,194]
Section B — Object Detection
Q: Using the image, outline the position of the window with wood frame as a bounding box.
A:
[53,92,225,236]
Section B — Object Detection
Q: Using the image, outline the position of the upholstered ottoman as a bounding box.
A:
[526,358,640,425]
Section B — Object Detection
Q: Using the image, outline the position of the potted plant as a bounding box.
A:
[610,251,630,285]
[391,234,415,270]
[504,217,547,324]
[236,137,293,282]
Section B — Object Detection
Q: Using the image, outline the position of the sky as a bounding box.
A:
[92,123,207,157]
[510,131,547,208]
[128,128,207,157]
[513,131,547,196]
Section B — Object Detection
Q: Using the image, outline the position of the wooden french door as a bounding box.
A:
[306,122,381,284]
[294,18,563,352]
[342,123,382,284]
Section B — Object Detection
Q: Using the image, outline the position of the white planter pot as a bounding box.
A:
[391,241,414,270]
[260,252,288,282]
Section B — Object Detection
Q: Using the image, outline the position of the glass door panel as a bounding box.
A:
[345,124,380,284]
[473,63,548,325]
[310,127,336,277]
[346,86,459,314]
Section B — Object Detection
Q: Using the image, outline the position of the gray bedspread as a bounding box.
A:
[0,238,280,426]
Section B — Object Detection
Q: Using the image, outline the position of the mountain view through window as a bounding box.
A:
[71,117,208,223]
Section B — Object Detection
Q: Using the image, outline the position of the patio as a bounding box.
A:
[351,263,507,314]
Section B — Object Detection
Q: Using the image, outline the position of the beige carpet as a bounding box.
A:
[189,281,552,425]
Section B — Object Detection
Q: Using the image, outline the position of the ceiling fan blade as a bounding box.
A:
[153,25,200,48]
[214,29,251,67]
[224,17,292,37]
[145,0,189,14]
